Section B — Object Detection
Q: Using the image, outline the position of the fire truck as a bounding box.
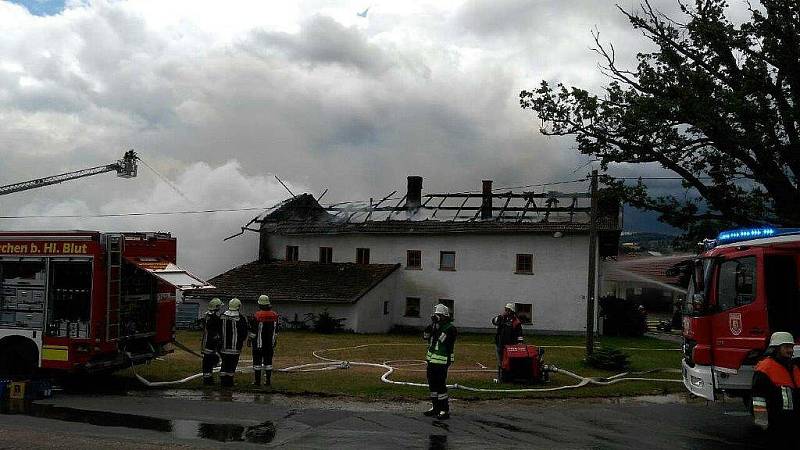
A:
[682,227,800,406]
[0,230,212,377]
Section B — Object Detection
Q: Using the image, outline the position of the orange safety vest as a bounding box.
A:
[755,358,800,388]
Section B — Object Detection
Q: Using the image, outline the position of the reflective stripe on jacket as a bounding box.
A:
[426,321,456,365]
[249,310,278,349]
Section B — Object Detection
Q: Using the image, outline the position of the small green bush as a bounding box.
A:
[306,309,347,334]
[586,347,631,371]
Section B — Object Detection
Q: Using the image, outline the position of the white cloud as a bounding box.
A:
[0,0,751,274]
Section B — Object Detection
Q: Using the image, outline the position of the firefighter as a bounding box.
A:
[219,298,249,388]
[752,331,800,443]
[248,294,278,387]
[491,303,523,377]
[201,298,223,385]
[423,303,457,420]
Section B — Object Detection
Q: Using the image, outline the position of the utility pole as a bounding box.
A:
[586,170,598,356]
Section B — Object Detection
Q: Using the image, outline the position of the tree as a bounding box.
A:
[520,0,800,242]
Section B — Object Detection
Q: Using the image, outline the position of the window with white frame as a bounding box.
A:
[404,297,420,317]
[439,251,456,271]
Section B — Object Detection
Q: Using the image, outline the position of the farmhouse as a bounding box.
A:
[185,177,621,333]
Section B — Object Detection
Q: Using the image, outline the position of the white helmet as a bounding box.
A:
[434,303,450,317]
[769,331,795,347]
[228,298,242,311]
[505,303,515,312]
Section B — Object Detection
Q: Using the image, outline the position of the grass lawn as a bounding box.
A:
[116,330,685,400]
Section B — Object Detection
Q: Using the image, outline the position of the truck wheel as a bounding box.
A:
[0,337,39,380]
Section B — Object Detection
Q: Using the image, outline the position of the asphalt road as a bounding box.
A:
[0,390,766,449]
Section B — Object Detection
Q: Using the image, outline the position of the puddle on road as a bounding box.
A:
[0,400,276,444]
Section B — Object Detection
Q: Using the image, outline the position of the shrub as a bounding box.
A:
[306,310,347,334]
[586,347,630,371]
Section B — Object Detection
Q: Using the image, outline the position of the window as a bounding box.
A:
[717,257,756,311]
[383,301,389,315]
[319,247,333,264]
[356,248,370,264]
[515,303,533,324]
[438,299,454,318]
[516,254,533,274]
[286,245,299,262]
[406,250,422,269]
[404,297,420,317]
[439,251,456,271]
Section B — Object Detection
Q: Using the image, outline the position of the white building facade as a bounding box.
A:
[263,232,593,333]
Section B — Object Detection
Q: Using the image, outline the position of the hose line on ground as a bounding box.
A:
[130,341,682,392]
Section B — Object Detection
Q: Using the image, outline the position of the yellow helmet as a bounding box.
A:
[228,298,242,311]
[208,298,222,311]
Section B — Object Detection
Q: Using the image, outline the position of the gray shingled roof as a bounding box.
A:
[184,260,400,304]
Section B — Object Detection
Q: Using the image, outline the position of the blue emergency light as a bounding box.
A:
[715,227,800,245]
[717,227,776,243]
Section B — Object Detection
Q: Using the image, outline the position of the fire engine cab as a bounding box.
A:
[0,230,213,378]
[682,227,800,403]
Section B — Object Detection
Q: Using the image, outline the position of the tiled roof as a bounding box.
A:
[183,260,400,304]
[256,193,621,235]
[603,254,692,287]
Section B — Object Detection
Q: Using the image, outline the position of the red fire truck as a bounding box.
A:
[682,227,800,406]
[0,230,212,377]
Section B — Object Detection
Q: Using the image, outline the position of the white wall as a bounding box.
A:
[265,232,592,333]
[353,270,398,333]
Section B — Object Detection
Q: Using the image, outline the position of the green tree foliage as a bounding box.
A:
[520,1,800,240]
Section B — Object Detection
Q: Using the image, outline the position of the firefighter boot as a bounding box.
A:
[221,375,234,388]
[423,397,438,417]
[203,375,215,386]
[264,370,272,387]
[253,370,262,386]
[436,398,450,420]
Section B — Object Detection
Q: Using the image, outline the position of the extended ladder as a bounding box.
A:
[106,234,123,341]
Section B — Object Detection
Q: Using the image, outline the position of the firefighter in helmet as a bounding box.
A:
[491,302,524,379]
[752,331,800,443]
[248,294,279,387]
[201,298,223,385]
[219,298,249,387]
[423,303,457,419]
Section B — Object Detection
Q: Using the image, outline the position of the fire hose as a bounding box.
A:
[130,342,682,393]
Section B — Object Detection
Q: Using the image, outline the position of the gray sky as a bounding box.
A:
[0,0,751,278]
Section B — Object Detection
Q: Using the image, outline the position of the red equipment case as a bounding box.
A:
[500,344,546,384]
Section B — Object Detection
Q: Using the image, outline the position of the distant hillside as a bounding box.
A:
[620,232,678,254]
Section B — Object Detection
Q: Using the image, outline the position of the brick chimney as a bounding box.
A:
[406,176,422,210]
[481,180,493,219]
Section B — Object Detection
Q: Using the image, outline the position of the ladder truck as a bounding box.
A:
[0,151,213,378]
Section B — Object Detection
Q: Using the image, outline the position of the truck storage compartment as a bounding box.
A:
[46,260,92,338]
[0,259,46,329]
[119,261,157,338]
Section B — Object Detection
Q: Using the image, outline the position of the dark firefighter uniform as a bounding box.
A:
[752,355,800,444]
[424,304,457,419]
[201,298,223,385]
[249,295,278,386]
[492,303,524,369]
[219,298,249,387]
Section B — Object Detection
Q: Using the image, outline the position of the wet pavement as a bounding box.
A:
[0,390,767,449]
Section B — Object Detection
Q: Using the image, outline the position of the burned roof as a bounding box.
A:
[183,260,400,304]
[254,184,621,236]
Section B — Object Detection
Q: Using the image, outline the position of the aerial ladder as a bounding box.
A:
[0,150,138,196]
